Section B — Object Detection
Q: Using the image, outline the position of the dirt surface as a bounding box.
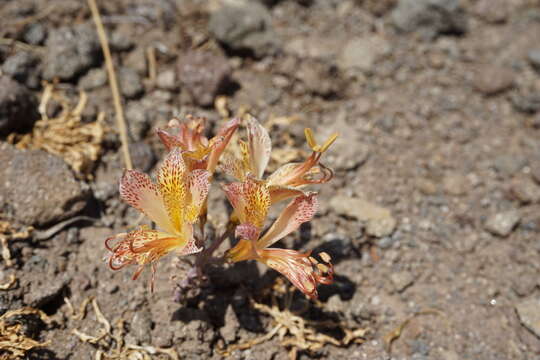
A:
[1,0,540,359]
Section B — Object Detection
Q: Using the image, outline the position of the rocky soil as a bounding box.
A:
[1,0,540,359]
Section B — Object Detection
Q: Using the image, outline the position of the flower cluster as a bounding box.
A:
[105,114,338,298]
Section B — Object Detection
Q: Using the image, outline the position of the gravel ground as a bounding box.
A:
[1,0,540,359]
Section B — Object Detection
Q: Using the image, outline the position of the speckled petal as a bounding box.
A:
[223,178,270,228]
[119,170,176,234]
[157,147,188,233]
[246,115,272,179]
[259,248,333,299]
[258,193,318,249]
[207,117,240,173]
[185,169,210,222]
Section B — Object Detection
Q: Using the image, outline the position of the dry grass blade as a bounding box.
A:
[0,221,33,267]
[219,282,368,358]
[217,325,282,356]
[87,0,132,170]
[92,298,111,334]
[71,298,179,359]
[384,309,446,354]
[0,274,17,290]
[0,308,52,357]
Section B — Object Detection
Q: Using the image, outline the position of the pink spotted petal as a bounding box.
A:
[176,225,203,256]
[186,169,210,222]
[157,147,188,233]
[268,185,306,205]
[235,223,261,241]
[106,226,201,291]
[259,248,334,299]
[257,193,318,249]
[222,178,270,228]
[207,117,240,174]
[156,119,183,151]
[222,182,244,214]
[119,170,176,235]
[246,115,272,179]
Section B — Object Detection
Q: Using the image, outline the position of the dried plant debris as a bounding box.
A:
[0,308,52,358]
[0,221,33,267]
[383,309,447,354]
[69,297,178,360]
[9,82,106,178]
[219,280,368,359]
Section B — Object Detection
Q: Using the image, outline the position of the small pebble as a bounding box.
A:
[484,210,521,237]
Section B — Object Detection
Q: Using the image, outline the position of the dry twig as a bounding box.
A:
[218,281,367,359]
[384,309,446,354]
[0,308,52,358]
[71,297,178,359]
[87,0,132,170]
[0,274,17,290]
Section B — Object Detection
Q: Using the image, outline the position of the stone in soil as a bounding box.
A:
[23,272,69,308]
[109,31,134,52]
[125,100,152,141]
[297,60,340,97]
[330,195,397,237]
[492,154,527,177]
[1,51,41,88]
[390,271,415,292]
[338,36,391,73]
[209,2,280,58]
[0,75,39,135]
[509,177,540,204]
[177,50,231,107]
[0,143,90,226]
[473,0,509,24]
[512,92,540,114]
[473,65,514,96]
[219,304,239,344]
[130,141,156,172]
[131,308,153,344]
[528,49,540,72]
[23,23,47,45]
[43,24,101,81]
[484,210,521,237]
[391,0,468,39]
[443,173,470,196]
[118,67,144,99]
[78,68,107,91]
[156,69,178,91]
[516,297,540,339]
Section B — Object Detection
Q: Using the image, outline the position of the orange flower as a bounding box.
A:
[222,115,338,204]
[105,148,209,291]
[223,181,333,298]
[157,115,239,173]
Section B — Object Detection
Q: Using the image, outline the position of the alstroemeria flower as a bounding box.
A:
[157,115,239,173]
[223,180,333,298]
[105,148,209,291]
[222,115,338,204]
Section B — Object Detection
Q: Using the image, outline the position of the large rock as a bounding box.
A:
[0,76,38,135]
[178,50,231,107]
[0,143,90,226]
[209,2,280,57]
[43,24,100,81]
[391,0,467,39]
